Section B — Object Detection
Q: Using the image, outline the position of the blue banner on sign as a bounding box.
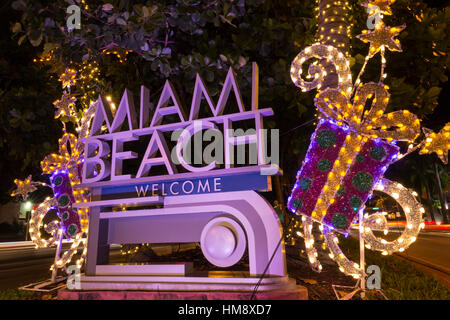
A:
[101,172,270,197]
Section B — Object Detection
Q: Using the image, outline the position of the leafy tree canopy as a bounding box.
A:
[1,0,448,203]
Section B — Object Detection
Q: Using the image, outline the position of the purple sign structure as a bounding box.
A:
[73,63,294,292]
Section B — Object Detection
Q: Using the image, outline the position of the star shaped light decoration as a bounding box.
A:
[420,123,450,164]
[53,92,77,119]
[357,24,405,57]
[362,0,395,15]
[11,175,37,200]
[59,68,77,89]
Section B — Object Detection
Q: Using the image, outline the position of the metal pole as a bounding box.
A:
[51,229,63,283]
[433,161,449,224]
[359,209,365,298]
[25,211,30,241]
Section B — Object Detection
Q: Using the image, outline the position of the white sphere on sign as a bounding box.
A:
[200,216,247,268]
[203,225,236,260]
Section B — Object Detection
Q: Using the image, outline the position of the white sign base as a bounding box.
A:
[84,189,287,279]
[77,272,296,292]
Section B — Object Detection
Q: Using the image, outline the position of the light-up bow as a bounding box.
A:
[41,133,83,175]
[290,43,421,143]
[315,83,421,142]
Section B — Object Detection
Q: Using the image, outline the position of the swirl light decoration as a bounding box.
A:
[363,179,425,255]
[302,216,323,272]
[290,44,353,96]
[287,0,448,278]
[29,198,59,248]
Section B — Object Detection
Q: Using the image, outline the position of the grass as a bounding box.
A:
[338,236,450,300]
[0,288,35,300]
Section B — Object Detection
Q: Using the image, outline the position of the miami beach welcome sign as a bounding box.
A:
[81,62,280,196]
[74,63,287,287]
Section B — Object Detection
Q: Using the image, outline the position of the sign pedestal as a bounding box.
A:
[67,167,307,299]
[59,271,307,300]
[58,287,307,300]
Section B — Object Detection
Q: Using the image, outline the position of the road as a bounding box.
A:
[0,233,449,291]
[349,227,450,289]
[398,232,450,272]
[0,242,122,290]
[0,242,195,291]
[395,231,450,289]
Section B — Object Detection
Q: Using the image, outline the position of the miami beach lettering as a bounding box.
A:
[81,62,279,186]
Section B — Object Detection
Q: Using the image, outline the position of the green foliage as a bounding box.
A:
[352,0,449,116]
[2,0,449,203]
[7,0,319,190]
[0,7,61,204]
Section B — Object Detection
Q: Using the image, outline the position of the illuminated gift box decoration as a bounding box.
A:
[284,1,450,277]
[288,119,399,233]
[49,170,82,238]
[41,132,88,239]
[287,78,420,234]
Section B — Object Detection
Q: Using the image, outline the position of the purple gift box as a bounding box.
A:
[50,170,82,238]
[287,118,399,233]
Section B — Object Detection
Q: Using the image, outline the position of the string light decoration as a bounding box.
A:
[10,175,47,199]
[102,48,132,64]
[11,24,141,271]
[362,0,394,16]
[323,224,365,278]
[77,100,98,139]
[11,67,97,274]
[41,133,82,174]
[317,0,353,57]
[48,169,83,238]
[290,44,353,96]
[78,60,101,109]
[314,0,355,91]
[362,179,425,254]
[12,23,136,273]
[302,216,323,272]
[33,50,54,63]
[59,68,77,89]
[120,244,145,256]
[356,23,405,58]
[53,91,77,119]
[287,0,449,278]
[29,197,59,248]
[28,196,88,270]
[419,125,450,164]
[54,68,78,121]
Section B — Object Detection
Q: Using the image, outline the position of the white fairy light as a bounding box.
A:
[362,179,423,255]
[290,44,353,97]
